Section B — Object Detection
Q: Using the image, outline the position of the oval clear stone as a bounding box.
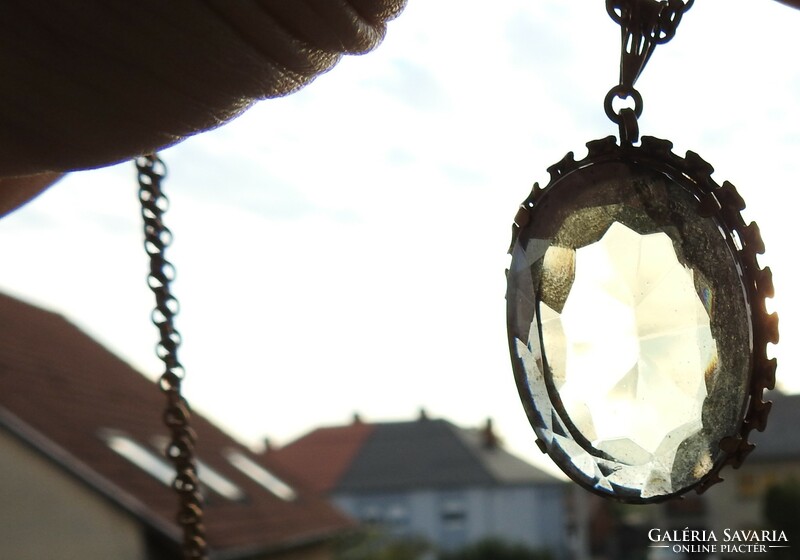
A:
[507,160,751,502]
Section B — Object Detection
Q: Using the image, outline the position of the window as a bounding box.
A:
[440,497,467,530]
[103,432,174,486]
[103,431,245,501]
[225,450,297,501]
[196,460,245,501]
[386,503,409,526]
[438,492,468,550]
[362,504,382,525]
[357,499,410,530]
[149,434,246,501]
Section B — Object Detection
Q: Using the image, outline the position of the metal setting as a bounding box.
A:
[506,136,777,503]
[137,155,209,559]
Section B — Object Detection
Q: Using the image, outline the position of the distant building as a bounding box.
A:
[583,392,800,560]
[270,412,577,558]
[702,392,800,537]
[0,293,351,560]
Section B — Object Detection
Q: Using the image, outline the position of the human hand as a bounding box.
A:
[0,1,405,215]
[0,0,404,178]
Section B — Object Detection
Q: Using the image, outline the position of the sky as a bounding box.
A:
[1,0,798,474]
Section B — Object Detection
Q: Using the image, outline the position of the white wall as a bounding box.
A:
[334,483,569,557]
[0,429,147,560]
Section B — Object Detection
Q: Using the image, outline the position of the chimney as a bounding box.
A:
[482,417,499,450]
[352,412,363,424]
[258,437,278,454]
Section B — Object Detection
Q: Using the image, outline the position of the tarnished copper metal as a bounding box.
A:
[137,155,209,560]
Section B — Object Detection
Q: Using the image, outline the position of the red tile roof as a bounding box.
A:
[269,416,561,495]
[0,292,352,556]
[270,421,374,494]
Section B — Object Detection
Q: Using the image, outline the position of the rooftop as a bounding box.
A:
[749,391,800,462]
[271,413,562,495]
[0,292,351,557]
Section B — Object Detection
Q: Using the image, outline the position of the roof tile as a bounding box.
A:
[0,292,351,555]
[271,416,563,494]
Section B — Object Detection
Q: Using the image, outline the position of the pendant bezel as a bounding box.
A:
[506,135,777,503]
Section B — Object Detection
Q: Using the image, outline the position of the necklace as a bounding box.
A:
[506,0,777,503]
[137,155,208,559]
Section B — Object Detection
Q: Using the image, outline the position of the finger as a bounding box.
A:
[0,172,64,218]
[0,0,406,178]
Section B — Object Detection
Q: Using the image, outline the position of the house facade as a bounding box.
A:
[701,392,800,540]
[0,292,351,560]
[583,392,800,560]
[1,425,147,560]
[271,414,578,558]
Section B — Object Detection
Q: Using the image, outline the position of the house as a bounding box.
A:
[583,392,800,560]
[269,412,577,558]
[701,391,800,537]
[0,292,352,560]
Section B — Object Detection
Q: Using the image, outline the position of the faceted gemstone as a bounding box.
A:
[507,160,751,502]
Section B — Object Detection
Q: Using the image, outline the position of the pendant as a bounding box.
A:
[506,136,777,502]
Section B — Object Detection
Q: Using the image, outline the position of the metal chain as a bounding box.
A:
[604,0,694,143]
[136,154,209,560]
[606,0,694,46]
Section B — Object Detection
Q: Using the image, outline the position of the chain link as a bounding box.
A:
[606,0,694,45]
[604,0,694,143]
[137,154,209,560]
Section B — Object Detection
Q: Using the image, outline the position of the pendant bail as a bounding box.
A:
[607,0,693,87]
[608,0,662,89]
[604,0,693,141]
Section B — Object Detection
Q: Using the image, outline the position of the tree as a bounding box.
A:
[334,529,430,560]
[763,479,800,560]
